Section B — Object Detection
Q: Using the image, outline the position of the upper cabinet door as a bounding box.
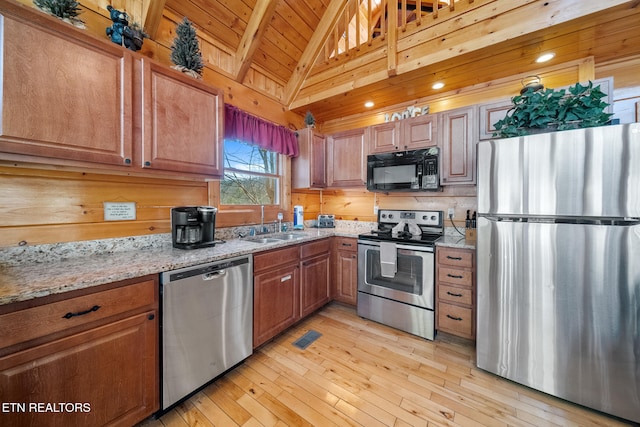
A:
[402,114,438,149]
[0,11,133,166]
[440,106,477,185]
[292,127,326,189]
[139,59,224,177]
[326,127,368,187]
[369,121,400,153]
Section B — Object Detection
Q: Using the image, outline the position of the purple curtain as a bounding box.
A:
[224,104,299,157]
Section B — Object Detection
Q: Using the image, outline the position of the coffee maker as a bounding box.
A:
[171,206,217,249]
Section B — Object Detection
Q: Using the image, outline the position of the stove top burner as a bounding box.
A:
[359,209,444,245]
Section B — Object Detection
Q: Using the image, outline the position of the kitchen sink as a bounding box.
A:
[246,238,282,244]
[273,233,305,240]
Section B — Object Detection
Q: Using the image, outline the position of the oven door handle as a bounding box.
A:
[395,244,434,253]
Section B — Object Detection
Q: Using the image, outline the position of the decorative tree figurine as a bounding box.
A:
[33,0,85,28]
[170,18,204,79]
[304,111,316,128]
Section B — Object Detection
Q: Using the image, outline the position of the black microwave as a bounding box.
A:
[366,147,440,192]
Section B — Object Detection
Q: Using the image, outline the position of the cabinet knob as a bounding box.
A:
[148,314,155,320]
[144,161,151,167]
[124,158,131,164]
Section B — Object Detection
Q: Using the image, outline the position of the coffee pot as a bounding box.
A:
[171,206,217,249]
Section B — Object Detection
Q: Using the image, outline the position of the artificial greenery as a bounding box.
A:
[33,0,84,28]
[493,81,613,138]
[170,18,204,78]
[304,111,316,127]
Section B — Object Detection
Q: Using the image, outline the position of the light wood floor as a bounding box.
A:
[142,303,634,427]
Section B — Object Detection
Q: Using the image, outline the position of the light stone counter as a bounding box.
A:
[436,234,477,250]
[0,221,375,306]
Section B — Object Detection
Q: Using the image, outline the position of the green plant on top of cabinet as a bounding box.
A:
[292,127,326,189]
[327,127,368,187]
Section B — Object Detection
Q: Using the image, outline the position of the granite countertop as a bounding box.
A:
[436,234,477,250]
[0,225,370,307]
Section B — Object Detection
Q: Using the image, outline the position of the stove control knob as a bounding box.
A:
[422,215,428,220]
[388,214,394,219]
[431,215,437,221]
[381,213,387,219]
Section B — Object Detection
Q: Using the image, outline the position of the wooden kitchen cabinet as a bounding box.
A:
[253,246,301,347]
[436,247,476,340]
[0,3,224,178]
[326,127,368,187]
[369,121,401,153]
[439,105,477,185]
[401,114,438,149]
[299,239,331,317]
[332,237,358,305]
[0,5,133,167]
[0,276,159,427]
[292,127,327,189]
[478,98,512,140]
[137,59,224,176]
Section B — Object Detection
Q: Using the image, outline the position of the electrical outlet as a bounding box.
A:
[448,208,455,218]
[373,205,379,215]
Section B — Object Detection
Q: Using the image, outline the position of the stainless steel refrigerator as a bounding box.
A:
[476,123,640,423]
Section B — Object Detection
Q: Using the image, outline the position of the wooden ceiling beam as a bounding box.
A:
[234,0,279,82]
[283,0,350,107]
[290,0,633,110]
[143,0,168,40]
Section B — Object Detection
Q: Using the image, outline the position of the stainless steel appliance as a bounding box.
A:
[161,255,253,410]
[317,214,335,228]
[357,209,444,340]
[367,147,440,192]
[476,123,640,423]
[171,206,217,249]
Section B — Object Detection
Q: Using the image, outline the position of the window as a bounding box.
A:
[221,139,280,205]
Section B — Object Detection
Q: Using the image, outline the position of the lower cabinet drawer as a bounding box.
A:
[437,302,474,338]
[0,279,156,350]
[438,284,473,306]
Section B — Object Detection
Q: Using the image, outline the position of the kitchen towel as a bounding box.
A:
[380,242,397,278]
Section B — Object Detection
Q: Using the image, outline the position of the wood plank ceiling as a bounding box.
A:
[154,0,640,124]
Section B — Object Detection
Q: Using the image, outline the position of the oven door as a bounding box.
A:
[357,240,435,309]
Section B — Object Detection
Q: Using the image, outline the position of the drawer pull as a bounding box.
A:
[446,255,462,260]
[447,291,463,297]
[62,305,101,319]
[342,243,352,247]
[446,314,463,321]
[447,274,464,279]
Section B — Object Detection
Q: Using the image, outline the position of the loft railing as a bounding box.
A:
[321,0,476,61]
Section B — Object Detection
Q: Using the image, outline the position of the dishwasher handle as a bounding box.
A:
[203,270,226,280]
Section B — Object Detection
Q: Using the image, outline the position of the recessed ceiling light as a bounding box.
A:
[364,101,374,108]
[432,82,445,90]
[536,53,555,63]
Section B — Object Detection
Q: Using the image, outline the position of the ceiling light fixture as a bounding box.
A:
[364,101,374,108]
[432,82,445,90]
[536,52,555,63]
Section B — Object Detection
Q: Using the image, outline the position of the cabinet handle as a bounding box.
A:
[281,275,292,282]
[352,255,356,259]
[342,243,352,247]
[124,158,131,165]
[447,291,463,297]
[446,255,462,260]
[447,274,464,279]
[144,161,151,167]
[446,314,463,321]
[62,305,101,319]
[302,261,311,266]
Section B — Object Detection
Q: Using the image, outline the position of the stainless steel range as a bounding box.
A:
[357,209,443,340]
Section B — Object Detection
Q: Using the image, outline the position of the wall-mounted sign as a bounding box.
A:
[103,202,137,221]
[384,105,430,122]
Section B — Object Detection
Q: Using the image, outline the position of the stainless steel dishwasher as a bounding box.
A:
[160,254,253,410]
